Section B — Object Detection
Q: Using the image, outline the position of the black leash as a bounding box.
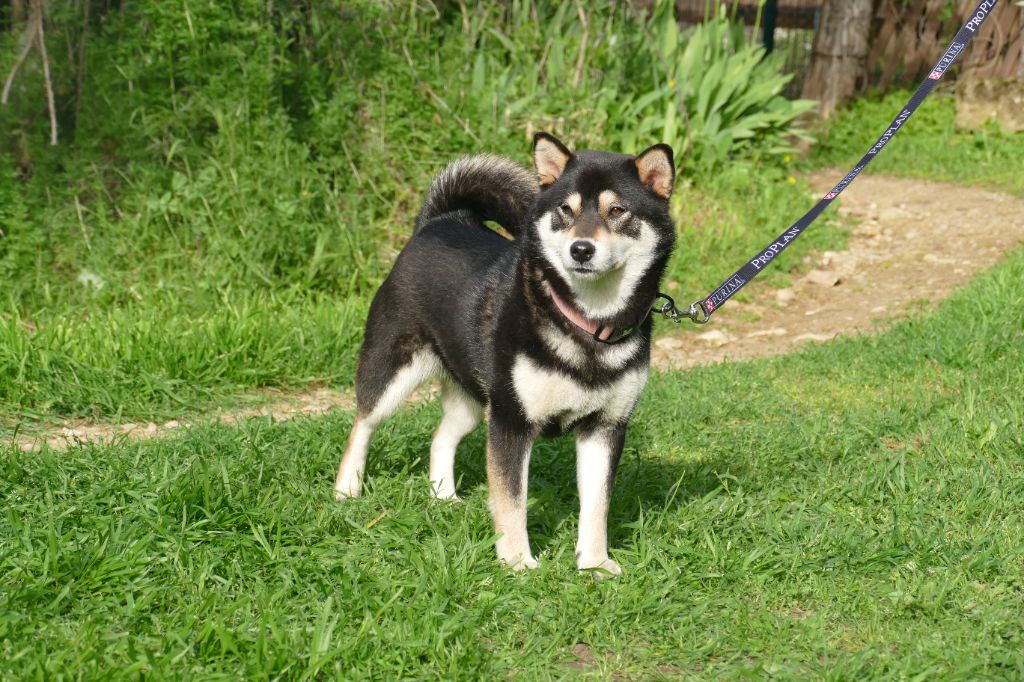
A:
[657,0,1001,327]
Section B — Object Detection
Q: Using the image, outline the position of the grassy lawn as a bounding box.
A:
[3,242,1023,679]
[4,3,1024,678]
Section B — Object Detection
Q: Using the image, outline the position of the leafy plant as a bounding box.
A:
[607,0,816,171]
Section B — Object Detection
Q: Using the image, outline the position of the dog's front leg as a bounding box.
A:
[486,413,539,570]
[575,423,626,577]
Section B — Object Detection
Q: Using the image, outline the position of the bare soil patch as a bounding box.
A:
[652,173,1024,370]
[14,388,354,452]
[14,174,1024,451]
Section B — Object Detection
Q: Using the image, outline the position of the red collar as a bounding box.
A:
[548,286,615,342]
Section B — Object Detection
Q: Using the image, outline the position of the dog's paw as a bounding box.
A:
[333,482,361,501]
[577,557,622,580]
[498,550,540,571]
[430,482,461,502]
[509,555,540,571]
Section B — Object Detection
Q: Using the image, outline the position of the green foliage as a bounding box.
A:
[450,0,814,170]
[0,0,840,419]
[0,158,37,290]
[2,247,1024,678]
[0,0,815,311]
[0,291,366,422]
[612,0,816,171]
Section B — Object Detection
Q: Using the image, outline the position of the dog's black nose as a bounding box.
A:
[570,240,595,263]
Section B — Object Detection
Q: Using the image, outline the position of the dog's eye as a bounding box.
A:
[609,206,625,218]
[559,204,572,216]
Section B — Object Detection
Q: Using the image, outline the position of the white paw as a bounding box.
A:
[577,557,622,580]
[334,481,361,501]
[430,482,460,501]
[497,547,540,571]
[509,555,540,571]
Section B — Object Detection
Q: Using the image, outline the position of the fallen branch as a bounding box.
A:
[34,1,57,145]
[1,10,36,105]
[1,0,58,145]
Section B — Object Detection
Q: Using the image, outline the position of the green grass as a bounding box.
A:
[4,2,1024,676]
[0,165,841,425]
[3,245,1023,679]
[810,89,1024,196]
[0,291,366,426]
[0,1,842,424]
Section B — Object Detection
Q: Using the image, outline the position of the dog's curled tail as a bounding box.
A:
[415,154,537,236]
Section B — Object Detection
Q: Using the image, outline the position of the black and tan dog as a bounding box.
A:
[335,133,676,575]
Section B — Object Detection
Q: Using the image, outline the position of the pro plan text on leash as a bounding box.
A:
[335,134,676,575]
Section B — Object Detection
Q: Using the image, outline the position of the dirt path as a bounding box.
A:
[13,174,1024,452]
[652,173,1024,370]
[14,388,355,452]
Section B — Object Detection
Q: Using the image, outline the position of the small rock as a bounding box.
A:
[666,280,679,291]
[163,420,180,429]
[879,206,904,220]
[697,329,734,347]
[775,288,796,305]
[803,270,842,287]
[923,254,958,265]
[746,327,787,338]
[795,332,835,343]
[655,337,684,350]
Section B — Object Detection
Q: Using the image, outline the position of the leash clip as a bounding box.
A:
[652,293,711,325]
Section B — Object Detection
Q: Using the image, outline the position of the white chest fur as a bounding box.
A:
[510,354,648,426]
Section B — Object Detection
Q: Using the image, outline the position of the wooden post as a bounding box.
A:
[802,0,874,117]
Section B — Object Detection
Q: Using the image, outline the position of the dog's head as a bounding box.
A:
[528,132,676,320]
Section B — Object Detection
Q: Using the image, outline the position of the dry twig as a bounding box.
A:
[1,0,58,145]
[1,7,37,105]
[34,1,58,146]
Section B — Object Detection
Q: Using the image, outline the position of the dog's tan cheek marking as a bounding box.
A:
[598,190,621,217]
[565,192,582,215]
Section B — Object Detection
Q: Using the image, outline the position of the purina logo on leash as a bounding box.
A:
[928,41,965,81]
[825,192,838,200]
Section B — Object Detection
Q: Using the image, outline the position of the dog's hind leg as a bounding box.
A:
[428,381,482,500]
[575,423,626,578]
[335,347,440,500]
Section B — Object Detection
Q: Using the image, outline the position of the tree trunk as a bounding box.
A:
[802,0,874,117]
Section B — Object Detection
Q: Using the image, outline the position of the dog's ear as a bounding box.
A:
[533,132,572,187]
[635,144,675,199]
